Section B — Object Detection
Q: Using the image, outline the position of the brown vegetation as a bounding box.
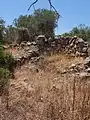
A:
[0,54,90,120]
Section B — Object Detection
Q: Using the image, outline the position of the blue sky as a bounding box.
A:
[0,0,90,34]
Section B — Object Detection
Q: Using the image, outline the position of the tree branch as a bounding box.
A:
[28,0,60,20]
[28,0,38,11]
[48,0,60,20]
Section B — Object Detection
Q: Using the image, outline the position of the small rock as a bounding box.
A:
[78,38,84,43]
[84,57,90,67]
[3,45,8,49]
[79,72,90,79]
[70,64,76,68]
[31,41,37,45]
[28,50,33,53]
[76,51,81,56]
[24,47,30,51]
[79,72,88,77]
[73,36,77,39]
[85,68,90,73]
[61,70,67,74]
[82,47,88,53]
[27,42,31,46]
[84,42,88,47]
[23,78,28,82]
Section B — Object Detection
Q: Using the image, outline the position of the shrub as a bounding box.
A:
[0,68,11,94]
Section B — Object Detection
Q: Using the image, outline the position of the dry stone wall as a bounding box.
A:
[36,35,88,57]
[4,35,89,68]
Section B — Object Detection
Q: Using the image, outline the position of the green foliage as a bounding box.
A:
[33,9,57,36]
[0,52,15,74]
[0,18,15,73]
[0,18,5,31]
[61,32,71,37]
[0,24,15,77]
[0,18,15,97]
[62,24,90,42]
[13,9,58,39]
[0,18,5,61]
[0,18,5,44]
[0,68,11,92]
[0,45,15,106]
[4,25,17,44]
[13,15,31,28]
[0,44,4,56]
[3,9,58,43]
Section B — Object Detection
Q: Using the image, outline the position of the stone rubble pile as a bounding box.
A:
[13,43,39,68]
[51,36,88,56]
[4,35,89,68]
[31,35,88,56]
[61,56,90,79]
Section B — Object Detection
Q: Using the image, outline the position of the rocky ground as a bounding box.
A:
[4,36,89,69]
[1,36,90,119]
[0,54,90,120]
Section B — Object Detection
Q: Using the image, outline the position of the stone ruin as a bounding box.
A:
[61,56,90,79]
[54,36,88,56]
[38,35,88,56]
[4,35,89,70]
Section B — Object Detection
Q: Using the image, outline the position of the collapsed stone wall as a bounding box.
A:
[36,35,88,57]
[4,35,89,68]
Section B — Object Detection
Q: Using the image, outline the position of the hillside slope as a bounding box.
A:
[0,54,90,120]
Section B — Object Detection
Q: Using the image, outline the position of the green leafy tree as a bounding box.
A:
[62,24,90,42]
[0,18,5,44]
[13,9,58,39]
[4,25,17,44]
[33,9,57,37]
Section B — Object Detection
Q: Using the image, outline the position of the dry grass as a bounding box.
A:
[0,54,90,120]
[6,47,19,55]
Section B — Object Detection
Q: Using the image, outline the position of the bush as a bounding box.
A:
[0,44,15,109]
[0,68,11,94]
[61,24,90,42]
[0,18,15,108]
[0,51,15,72]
